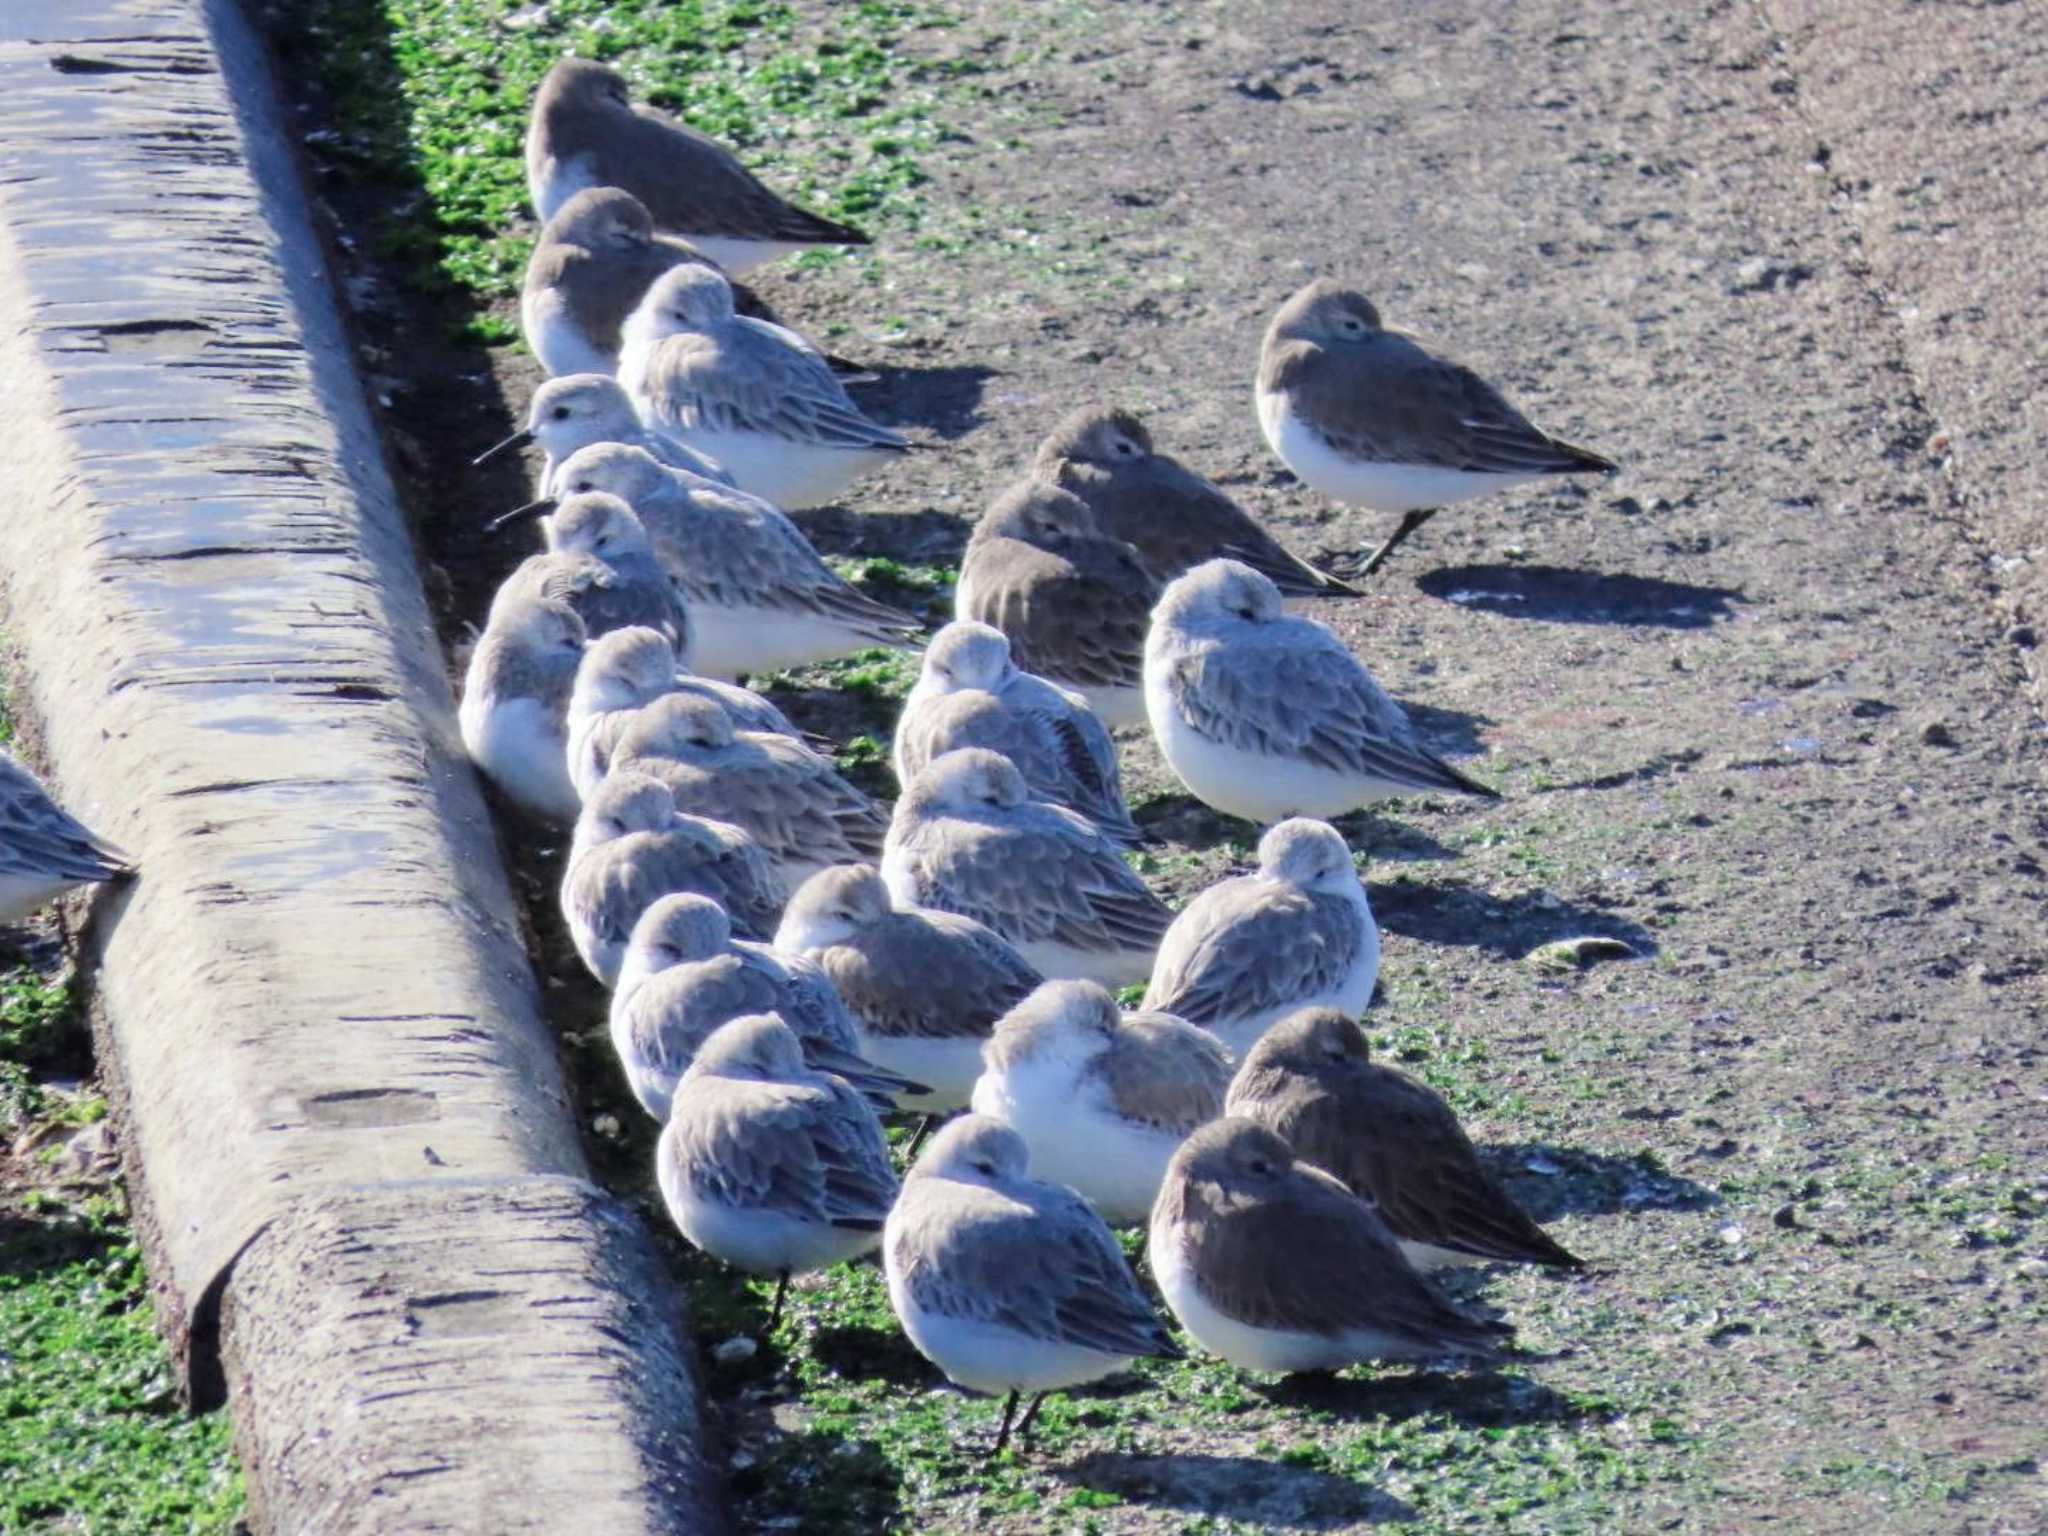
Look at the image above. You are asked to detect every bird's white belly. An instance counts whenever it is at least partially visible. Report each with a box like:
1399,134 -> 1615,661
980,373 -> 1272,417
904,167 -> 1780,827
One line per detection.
1151,1231 -> 1361,1372
859,1032 -> 985,1113
667,234 -> 808,278
664,1182 -> 877,1275
1258,392 -> 1536,512
523,288 -> 616,378
1013,936 -> 1155,990
0,870 -> 80,925
1145,680 -> 1393,822
1074,684 -> 1146,731
661,425 -> 890,511
972,1066 -> 1178,1226
461,694 -> 578,823
686,599 -> 886,679
888,1288 -> 1133,1395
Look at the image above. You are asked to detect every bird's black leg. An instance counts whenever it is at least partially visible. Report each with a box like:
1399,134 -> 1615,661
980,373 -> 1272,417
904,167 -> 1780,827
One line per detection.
1357,507 -> 1440,577
767,1269 -> 791,1331
987,1389 -> 1021,1458
903,1113 -> 940,1161
1014,1390 -> 1050,1447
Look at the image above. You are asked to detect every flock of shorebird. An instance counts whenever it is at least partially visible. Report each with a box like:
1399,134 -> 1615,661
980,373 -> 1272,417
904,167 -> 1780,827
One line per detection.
0,54 -> 1617,1456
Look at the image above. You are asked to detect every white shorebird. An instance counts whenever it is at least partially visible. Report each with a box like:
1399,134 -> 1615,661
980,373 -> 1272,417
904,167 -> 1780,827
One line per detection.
562,770 -> 786,983
459,594 -> 587,823
485,549 -> 617,636
1144,559 -> 1499,823
619,266 -> 909,509
658,1014 -> 898,1329
885,1115 -> 1182,1455
1141,818 -> 1378,1060
954,481 -> 1155,729
611,892 -> 918,1118
1257,278 -> 1616,577
608,692 -> 887,886
1148,1118 -> 1510,1374
1227,1008 -> 1583,1270
526,57 -> 870,274
0,751 -> 131,924
566,626 -> 811,802
489,490 -> 694,653
550,441 -> 921,678
774,863 -> 1043,1118
894,622 -> 1142,847
882,749 -> 1173,987
971,979 -> 1229,1225
472,373 -> 730,495
1034,406 -> 1359,598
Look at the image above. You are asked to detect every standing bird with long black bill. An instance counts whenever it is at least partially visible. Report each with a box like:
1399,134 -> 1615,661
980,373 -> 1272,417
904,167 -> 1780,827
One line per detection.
473,373 -> 731,495
527,57 -> 869,274
1257,279 -> 1616,578
1227,1007 -> 1583,1271
0,752 -> 131,924
1034,406 -> 1360,599
884,1115 -> 1182,1456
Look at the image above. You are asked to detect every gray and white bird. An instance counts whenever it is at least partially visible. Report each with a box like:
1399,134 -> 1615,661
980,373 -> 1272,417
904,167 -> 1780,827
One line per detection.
611,892 -> 916,1118
1144,560 -> 1497,824
954,481 -> 1157,729
885,1115 -> 1182,1456
658,1013 -> 898,1330
0,751 -> 131,924
551,441 -> 921,678
971,980 -> 1230,1226
473,373 -> 730,495
774,863 -> 1044,1114
619,265 -> 909,509
562,770 -> 786,983
608,692 -> 887,887
459,594 -> 587,823
1141,818 -> 1378,1061
1257,279 -> 1616,577
1034,406 -> 1359,598
882,749 -> 1173,988
526,58 -> 869,274
1227,1008 -> 1583,1271
566,626 -> 810,802
894,622 -> 1142,847
1149,1118 -> 1509,1374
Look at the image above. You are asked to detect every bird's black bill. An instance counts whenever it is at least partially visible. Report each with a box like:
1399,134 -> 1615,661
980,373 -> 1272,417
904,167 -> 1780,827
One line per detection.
470,427 -> 534,467
487,497 -> 557,535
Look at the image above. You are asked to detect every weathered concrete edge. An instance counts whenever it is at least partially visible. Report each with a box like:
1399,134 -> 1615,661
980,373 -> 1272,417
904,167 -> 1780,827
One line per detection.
0,0 -> 721,1528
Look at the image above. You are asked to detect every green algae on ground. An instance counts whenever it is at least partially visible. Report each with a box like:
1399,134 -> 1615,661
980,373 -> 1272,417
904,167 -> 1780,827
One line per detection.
303,0 -> 965,307
0,682 -> 243,1531
0,1203 -> 245,1534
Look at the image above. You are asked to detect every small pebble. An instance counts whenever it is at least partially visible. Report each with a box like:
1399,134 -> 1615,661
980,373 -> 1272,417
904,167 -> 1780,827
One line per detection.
712,1335 -> 759,1363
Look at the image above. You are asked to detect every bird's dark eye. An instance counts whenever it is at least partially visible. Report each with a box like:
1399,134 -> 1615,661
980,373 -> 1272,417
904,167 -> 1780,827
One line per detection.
551,406 -> 570,420
1235,604 -> 1258,621
972,1159 -> 997,1176
1247,1156 -> 1273,1176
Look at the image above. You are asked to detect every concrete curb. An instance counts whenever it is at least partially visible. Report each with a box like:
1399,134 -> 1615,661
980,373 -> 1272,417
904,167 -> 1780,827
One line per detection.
0,2 -> 721,1529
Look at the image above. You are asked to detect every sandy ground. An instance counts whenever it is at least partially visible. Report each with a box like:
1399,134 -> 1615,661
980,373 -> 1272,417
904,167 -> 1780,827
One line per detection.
277,0 -> 2045,1529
